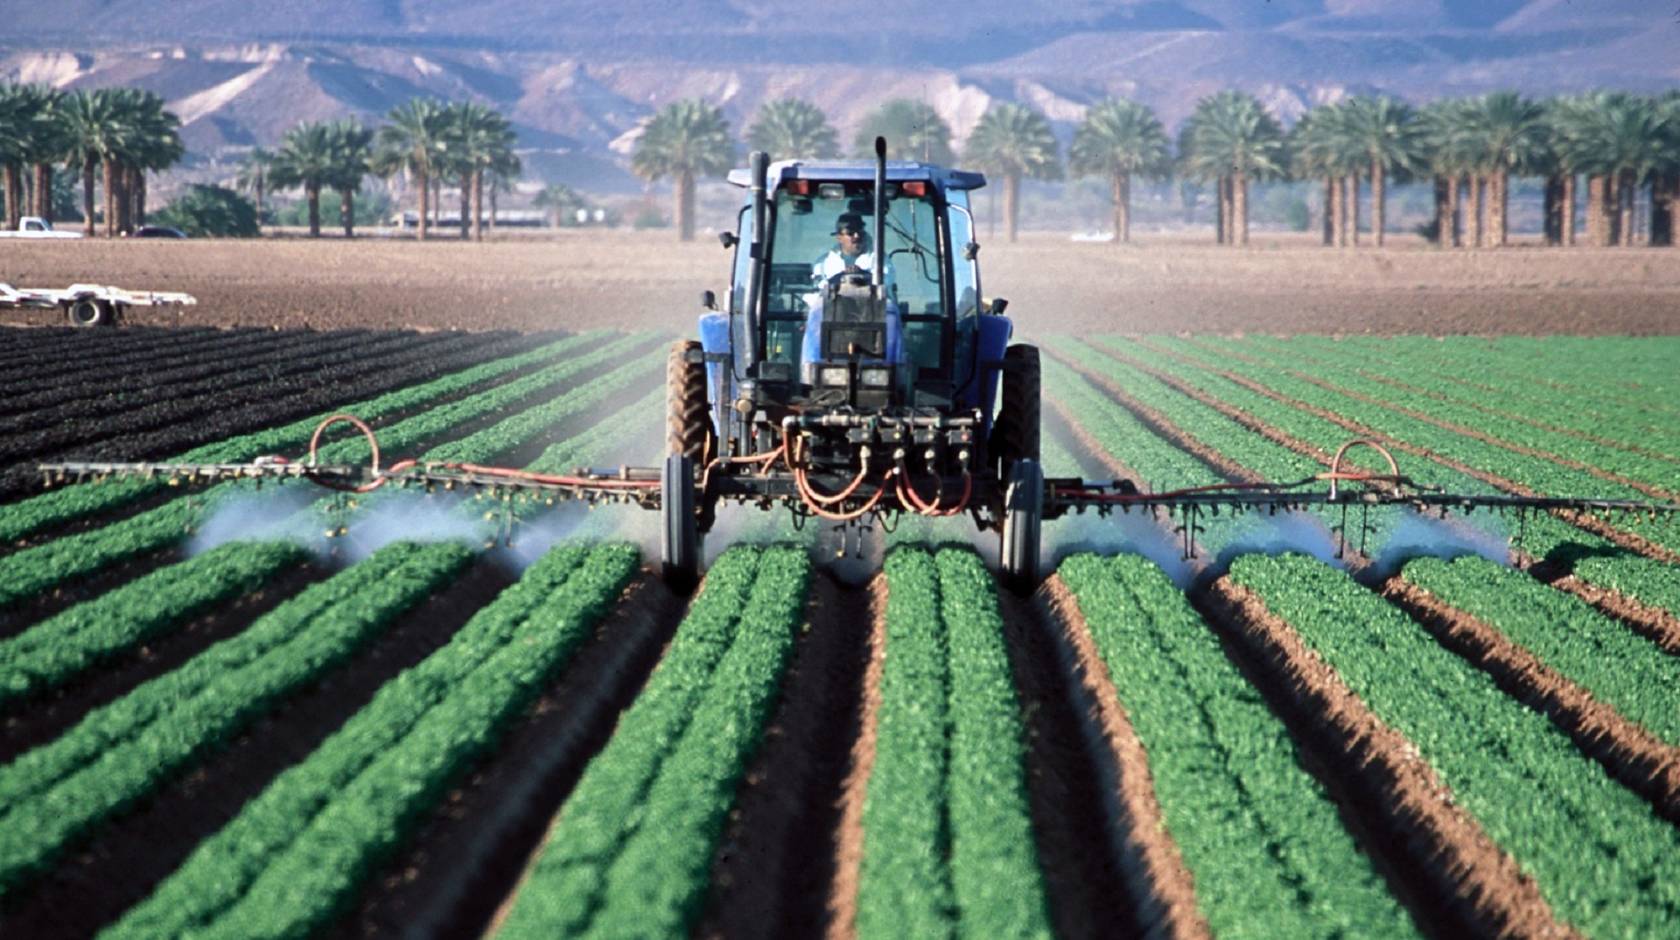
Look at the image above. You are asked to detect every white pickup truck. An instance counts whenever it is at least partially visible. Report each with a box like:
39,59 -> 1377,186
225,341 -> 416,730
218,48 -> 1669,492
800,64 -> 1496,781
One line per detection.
0,217 -> 84,239
0,283 -> 197,326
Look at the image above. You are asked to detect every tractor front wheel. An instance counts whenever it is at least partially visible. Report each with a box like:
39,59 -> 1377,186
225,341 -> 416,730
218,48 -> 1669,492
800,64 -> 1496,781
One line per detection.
662,453 -> 700,592
1000,457 -> 1043,594
667,340 -> 713,461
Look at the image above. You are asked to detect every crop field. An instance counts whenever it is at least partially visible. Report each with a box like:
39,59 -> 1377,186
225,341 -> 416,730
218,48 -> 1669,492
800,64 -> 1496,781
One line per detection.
2,326 -> 1679,938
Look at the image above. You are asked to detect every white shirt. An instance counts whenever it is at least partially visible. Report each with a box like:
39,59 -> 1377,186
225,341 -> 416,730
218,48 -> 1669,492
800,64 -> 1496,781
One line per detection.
811,250 -> 895,291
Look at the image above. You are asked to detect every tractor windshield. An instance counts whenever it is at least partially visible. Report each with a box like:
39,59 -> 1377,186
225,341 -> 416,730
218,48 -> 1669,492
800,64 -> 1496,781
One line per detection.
758,183 -> 950,378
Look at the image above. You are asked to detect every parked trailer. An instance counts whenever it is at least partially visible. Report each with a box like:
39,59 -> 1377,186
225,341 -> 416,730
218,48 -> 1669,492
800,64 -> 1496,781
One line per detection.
0,282 -> 198,327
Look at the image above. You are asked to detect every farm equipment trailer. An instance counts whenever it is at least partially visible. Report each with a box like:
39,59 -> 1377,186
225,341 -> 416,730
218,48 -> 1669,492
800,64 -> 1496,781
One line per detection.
1,282 -> 197,327
35,140 -> 1680,590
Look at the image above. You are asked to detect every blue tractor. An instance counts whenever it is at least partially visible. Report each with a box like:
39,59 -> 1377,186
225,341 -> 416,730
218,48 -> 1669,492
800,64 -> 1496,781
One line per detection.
661,139 -> 1045,590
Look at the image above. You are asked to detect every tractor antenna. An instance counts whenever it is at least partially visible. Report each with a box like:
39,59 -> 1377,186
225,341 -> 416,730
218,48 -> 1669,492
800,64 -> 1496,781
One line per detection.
872,136 -> 886,294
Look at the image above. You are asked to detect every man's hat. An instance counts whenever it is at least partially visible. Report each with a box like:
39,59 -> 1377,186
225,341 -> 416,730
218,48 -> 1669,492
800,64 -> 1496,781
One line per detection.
832,213 -> 865,235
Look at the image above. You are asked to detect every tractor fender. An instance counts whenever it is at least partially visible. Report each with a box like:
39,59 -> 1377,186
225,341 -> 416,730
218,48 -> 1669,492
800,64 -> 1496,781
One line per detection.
969,313 -> 1013,430
697,311 -> 731,441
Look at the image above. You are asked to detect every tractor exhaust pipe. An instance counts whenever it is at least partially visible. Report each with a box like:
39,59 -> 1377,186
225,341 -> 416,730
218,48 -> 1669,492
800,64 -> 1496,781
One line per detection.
872,136 -> 886,294
740,150 -> 770,379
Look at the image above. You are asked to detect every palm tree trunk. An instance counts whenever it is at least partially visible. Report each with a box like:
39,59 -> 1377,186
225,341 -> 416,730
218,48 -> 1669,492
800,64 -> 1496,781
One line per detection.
416,168 -> 429,241
1431,176 -> 1449,246
1215,177 -> 1226,245
1654,173 -> 1678,248
1496,170 -> 1510,247
255,174 -> 266,235
1346,174 -> 1359,247
1235,173 -> 1249,246
32,164 -> 51,222
341,187 -> 355,238
1446,176 -> 1462,247
1586,175 -> 1603,246
2,165 -> 18,230
1618,171 -> 1636,247
102,159 -> 117,237
307,184 -> 321,237
117,165 -> 134,235
1542,176 -> 1562,245
676,168 -> 695,242
459,173 -> 471,240
133,168 -> 148,228
471,169 -> 484,242
1470,176 -> 1484,248
81,163 -> 96,237
1372,161 -> 1386,247
1552,172 -> 1565,246
489,183 -> 498,231
1111,172 -> 1128,244
432,177 -> 442,228
1605,173 -> 1622,246
1322,177 -> 1335,246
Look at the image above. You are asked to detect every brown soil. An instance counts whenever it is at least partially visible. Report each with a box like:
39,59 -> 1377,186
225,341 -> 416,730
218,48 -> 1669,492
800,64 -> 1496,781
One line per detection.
6,234 -> 1680,334
1550,575 -> 1680,655
695,570 -> 872,940
825,573 -> 889,940
1384,578 -> 1680,823
1007,581 -> 1160,938
1038,575 -> 1209,940
331,569 -> 685,940
1199,576 -> 1577,939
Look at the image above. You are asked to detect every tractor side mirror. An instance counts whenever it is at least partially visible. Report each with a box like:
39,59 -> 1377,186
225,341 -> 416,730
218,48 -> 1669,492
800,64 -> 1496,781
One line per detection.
963,241 -> 980,261
700,289 -> 718,311
989,297 -> 1009,315
718,231 -> 738,249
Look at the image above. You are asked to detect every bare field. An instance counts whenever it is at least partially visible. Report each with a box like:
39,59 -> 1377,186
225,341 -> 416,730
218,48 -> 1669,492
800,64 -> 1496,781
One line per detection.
4,230 -> 1679,334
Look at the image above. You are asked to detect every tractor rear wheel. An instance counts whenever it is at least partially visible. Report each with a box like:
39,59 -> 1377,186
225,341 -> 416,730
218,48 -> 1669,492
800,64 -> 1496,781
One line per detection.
667,340 -> 713,461
1000,457 -> 1043,594
989,344 -> 1040,481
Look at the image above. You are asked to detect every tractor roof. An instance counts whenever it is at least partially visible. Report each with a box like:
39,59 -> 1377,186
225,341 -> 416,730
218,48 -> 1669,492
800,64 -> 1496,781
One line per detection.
726,159 -> 987,192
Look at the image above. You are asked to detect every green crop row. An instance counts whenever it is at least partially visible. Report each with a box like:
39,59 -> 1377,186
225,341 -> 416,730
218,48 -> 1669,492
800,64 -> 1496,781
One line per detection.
495,545 -> 776,937
1265,336 -> 1680,459
1142,336 -> 1680,619
1228,553 -> 1680,936
1401,555 -> 1680,746
581,545 -> 810,937
1060,552 -> 1415,938
1234,336 -> 1680,495
0,334 -> 648,611
857,547 -> 1052,940
105,542 -> 638,940
0,540 -> 307,708
0,540 -> 473,898
0,333 -> 602,544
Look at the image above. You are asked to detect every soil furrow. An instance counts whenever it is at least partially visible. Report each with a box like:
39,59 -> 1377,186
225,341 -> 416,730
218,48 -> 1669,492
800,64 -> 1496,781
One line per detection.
1548,575 -> 1680,655
1198,576 -> 1577,940
1036,575 -> 1207,940
998,585 -> 1140,940
1383,577 -> 1680,823
329,568 -> 684,940
695,568 -> 871,940
825,572 -> 888,940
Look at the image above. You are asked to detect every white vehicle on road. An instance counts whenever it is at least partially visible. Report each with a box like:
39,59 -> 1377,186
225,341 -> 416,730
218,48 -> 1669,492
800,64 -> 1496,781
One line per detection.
0,217 -> 84,239
0,282 -> 197,326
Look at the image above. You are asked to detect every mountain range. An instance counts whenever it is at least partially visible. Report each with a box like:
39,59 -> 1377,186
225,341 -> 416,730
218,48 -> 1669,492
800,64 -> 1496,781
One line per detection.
2,1 -> 1675,191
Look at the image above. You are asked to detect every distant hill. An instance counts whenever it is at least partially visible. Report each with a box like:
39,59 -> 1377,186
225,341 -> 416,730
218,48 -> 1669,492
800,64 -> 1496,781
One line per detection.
2,0 -> 1674,190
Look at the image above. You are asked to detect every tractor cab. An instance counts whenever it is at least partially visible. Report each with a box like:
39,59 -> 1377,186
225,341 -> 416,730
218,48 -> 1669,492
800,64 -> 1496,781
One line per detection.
663,139 -> 1041,592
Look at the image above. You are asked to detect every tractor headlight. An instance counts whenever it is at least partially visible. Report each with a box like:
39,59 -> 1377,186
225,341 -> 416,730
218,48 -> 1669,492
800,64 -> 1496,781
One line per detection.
818,366 -> 850,388
859,366 -> 893,388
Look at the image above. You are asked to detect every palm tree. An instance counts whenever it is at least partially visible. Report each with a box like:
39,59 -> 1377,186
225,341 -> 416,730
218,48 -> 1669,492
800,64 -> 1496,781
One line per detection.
326,119 -> 372,237
448,102 -> 517,241
853,99 -> 955,165
1181,90 -> 1286,246
631,99 -> 734,242
747,98 -> 839,161
534,182 -> 586,227
1068,98 -> 1171,244
1337,96 -> 1423,247
1654,92 -> 1680,247
0,86 -> 28,230
58,89 -> 121,236
965,103 -> 1060,243
1291,103 -> 1362,246
1417,99 -> 1479,248
119,90 -> 183,231
235,147 -> 275,232
486,150 -> 521,230
269,121 -> 338,236
375,98 -> 449,240
1458,92 -> 1548,247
